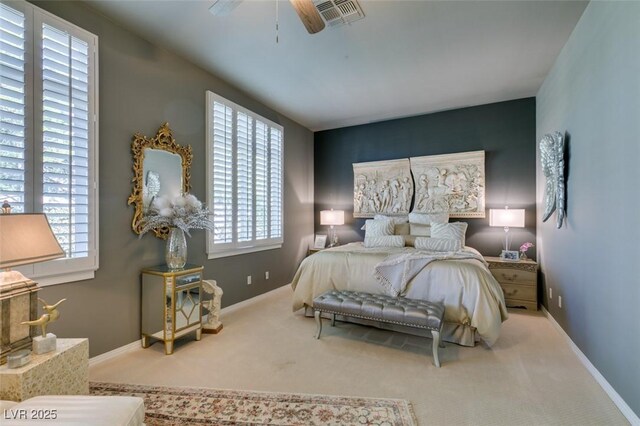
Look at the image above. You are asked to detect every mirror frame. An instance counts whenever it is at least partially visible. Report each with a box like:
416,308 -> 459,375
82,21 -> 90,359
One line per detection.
128,123 -> 193,239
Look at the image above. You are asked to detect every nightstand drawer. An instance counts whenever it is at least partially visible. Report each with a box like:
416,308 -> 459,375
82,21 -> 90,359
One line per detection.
490,268 -> 536,285
500,283 -> 536,301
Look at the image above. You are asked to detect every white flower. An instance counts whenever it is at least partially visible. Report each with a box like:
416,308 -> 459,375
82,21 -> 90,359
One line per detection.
173,195 -> 187,207
152,195 -> 171,210
159,208 -> 174,217
185,194 -> 201,209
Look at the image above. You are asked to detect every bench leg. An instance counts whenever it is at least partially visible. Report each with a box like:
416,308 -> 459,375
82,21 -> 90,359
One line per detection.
314,310 -> 322,339
331,313 -> 336,327
431,330 -> 441,368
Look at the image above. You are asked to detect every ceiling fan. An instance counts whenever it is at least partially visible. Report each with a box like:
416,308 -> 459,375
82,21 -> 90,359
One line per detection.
209,0 -> 365,35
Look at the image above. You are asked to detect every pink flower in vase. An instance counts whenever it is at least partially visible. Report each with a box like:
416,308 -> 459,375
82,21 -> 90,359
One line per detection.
520,242 -> 534,254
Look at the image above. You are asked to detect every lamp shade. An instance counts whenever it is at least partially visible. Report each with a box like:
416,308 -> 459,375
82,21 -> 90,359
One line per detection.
320,210 -> 345,226
0,214 -> 65,269
489,208 -> 525,228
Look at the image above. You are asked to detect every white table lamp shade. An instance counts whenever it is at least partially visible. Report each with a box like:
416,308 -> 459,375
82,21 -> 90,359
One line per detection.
0,213 -> 65,269
320,210 -> 345,226
489,209 -> 525,228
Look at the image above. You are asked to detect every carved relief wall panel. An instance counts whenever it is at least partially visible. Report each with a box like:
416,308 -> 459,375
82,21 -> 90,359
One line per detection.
353,159 -> 413,218
410,150 -> 485,218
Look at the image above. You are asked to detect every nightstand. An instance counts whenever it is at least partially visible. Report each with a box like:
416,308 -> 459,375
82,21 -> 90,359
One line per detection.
485,256 -> 538,310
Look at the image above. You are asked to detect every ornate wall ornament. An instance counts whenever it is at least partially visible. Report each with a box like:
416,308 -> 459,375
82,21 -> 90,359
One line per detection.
540,131 -> 565,229
353,159 -> 413,218
128,123 -> 193,239
410,150 -> 485,218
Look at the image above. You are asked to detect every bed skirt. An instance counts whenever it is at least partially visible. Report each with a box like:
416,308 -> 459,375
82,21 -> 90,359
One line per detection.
303,305 -> 477,347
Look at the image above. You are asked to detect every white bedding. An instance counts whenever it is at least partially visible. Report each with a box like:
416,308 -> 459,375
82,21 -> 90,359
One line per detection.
291,242 -> 508,346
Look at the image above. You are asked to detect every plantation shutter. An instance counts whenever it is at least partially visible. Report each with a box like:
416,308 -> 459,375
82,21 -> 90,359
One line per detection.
0,3 -> 29,213
0,2 -> 98,285
40,23 -> 91,259
211,100 -> 233,244
269,127 -> 282,239
206,91 -> 284,258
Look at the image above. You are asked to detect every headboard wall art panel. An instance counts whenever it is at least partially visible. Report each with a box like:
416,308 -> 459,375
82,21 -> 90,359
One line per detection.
410,150 -> 485,218
353,159 -> 413,218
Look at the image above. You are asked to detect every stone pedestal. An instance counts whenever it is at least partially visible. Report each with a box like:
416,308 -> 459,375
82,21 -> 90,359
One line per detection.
0,338 -> 89,402
32,333 -> 56,354
202,280 -> 223,334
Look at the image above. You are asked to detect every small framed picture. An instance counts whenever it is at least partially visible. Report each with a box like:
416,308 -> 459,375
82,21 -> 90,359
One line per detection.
501,250 -> 520,261
313,234 -> 327,249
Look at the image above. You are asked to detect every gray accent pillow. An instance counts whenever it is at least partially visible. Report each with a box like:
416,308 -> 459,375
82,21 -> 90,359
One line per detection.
431,222 -> 468,247
414,237 -> 462,252
364,235 -> 405,248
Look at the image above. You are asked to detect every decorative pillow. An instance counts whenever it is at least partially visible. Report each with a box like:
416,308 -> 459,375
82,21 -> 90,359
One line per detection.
414,237 -> 462,252
364,219 -> 394,237
430,222 -> 468,247
409,223 -> 430,237
364,235 -> 405,248
361,215 -> 408,231
408,211 -> 449,225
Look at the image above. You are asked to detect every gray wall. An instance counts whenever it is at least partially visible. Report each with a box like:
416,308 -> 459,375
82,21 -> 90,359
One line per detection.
536,2 -> 639,417
314,98 -> 537,258
31,1 -> 314,357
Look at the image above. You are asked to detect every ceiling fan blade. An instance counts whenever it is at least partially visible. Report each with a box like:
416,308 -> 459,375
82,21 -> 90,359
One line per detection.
289,0 -> 325,34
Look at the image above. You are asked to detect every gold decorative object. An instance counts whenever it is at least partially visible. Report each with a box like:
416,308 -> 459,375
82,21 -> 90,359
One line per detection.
21,298 -> 66,337
128,123 -> 193,239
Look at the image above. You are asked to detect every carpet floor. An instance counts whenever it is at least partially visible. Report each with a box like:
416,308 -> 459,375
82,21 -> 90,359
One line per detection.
90,286 -> 628,425
90,382 -> 416,425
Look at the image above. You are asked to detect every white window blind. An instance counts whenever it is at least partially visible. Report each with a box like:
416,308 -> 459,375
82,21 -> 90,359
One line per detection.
206,91 -> 284,258
0,1 -> 98,286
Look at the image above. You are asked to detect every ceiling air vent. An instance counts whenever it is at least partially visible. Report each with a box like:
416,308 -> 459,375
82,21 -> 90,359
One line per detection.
313,0 -> 365,27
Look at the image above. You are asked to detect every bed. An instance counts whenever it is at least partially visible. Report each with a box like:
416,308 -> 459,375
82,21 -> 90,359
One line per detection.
291,242 -> 508,347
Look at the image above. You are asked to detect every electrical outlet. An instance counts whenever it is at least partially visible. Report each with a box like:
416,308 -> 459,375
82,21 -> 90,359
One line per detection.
247,275 -> 252,285
265,271 -> 269,280
558,295 -> 562,308
549,288 -> 553,300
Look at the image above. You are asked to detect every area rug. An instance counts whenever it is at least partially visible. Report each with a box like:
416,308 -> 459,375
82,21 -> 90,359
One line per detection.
90,382 -> 416,425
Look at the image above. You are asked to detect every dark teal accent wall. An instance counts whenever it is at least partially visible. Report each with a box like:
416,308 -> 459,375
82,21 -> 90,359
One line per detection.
314,98 -> 536,258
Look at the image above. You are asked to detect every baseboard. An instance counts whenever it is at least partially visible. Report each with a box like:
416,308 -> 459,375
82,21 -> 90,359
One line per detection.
89,339 -> 141,367
219,284 -> 290,315
89,285 -> 290,367
542,306 -> 639,425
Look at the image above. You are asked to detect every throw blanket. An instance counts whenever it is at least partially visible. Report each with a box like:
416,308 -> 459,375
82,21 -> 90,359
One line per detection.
375,251 -> 487,297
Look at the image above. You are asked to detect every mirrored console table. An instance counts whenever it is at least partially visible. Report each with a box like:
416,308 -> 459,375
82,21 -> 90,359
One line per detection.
141,264 -> 203,354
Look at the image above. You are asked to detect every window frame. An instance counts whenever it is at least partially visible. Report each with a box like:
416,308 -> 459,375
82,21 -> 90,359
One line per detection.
3,0 -> 99,286
205,91 -> 283,259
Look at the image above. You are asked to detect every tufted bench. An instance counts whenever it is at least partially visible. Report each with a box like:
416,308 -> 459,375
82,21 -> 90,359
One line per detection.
313,290 -> 446,367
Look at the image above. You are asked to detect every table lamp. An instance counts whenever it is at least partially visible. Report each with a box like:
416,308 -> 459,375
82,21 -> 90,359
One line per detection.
489,207 -> 525,259
320,209 -> 344,248
0,209 -> 65,363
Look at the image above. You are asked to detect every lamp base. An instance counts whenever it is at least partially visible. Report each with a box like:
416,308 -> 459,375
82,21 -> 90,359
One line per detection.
0,271 -> 40,364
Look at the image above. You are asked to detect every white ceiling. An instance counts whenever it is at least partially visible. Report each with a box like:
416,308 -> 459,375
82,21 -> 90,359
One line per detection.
86,0 -> 587,131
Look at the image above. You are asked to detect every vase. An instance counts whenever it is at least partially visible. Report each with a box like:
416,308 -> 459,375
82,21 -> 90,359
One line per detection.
166,227 -> 187,269
520,252 -> 528,260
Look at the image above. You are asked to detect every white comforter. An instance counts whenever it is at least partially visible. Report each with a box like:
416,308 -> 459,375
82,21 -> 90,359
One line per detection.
291,242 -> 508,346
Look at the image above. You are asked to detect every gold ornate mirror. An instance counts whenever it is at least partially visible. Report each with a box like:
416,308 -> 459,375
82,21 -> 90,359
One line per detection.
128,123 -> 192,239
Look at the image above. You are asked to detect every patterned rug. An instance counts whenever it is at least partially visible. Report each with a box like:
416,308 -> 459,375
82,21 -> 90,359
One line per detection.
90,382 -> 417,426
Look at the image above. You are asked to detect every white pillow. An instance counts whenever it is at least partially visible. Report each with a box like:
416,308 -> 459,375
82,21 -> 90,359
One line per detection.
408,212 -> 449,225
409,223 -> 430,237
364,219 -> 394,237
364,235 -> 405,248
431,222 -> 468,247
414,237 -> 462,252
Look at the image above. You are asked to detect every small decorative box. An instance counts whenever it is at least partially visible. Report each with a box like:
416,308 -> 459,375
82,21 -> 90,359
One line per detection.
7,349 -> 31,368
